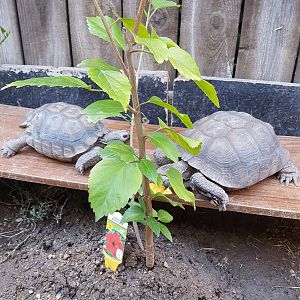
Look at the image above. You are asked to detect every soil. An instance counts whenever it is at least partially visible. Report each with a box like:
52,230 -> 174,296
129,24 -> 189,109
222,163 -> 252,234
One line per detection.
0,179 -> 300,300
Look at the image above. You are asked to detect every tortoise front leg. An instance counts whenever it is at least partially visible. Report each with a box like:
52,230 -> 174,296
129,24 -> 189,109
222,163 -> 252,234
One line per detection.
190,172 -> 230,211
1,134 -> 29,157
75,147 -> 102,174
277,161 -> 299,186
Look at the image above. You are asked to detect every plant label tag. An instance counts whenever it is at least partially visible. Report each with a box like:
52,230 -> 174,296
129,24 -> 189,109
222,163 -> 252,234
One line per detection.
103,212 -> 128,272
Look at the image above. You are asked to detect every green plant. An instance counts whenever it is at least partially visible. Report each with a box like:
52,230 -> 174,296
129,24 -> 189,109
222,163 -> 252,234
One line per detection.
2,0 -> 219,268
0,26 -> 9,46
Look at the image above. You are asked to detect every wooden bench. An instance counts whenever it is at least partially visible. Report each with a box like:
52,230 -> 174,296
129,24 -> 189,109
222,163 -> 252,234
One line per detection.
1,104 -> 300,219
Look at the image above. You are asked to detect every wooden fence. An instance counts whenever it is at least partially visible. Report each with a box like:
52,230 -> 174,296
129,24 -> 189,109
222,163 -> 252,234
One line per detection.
0,0 -> 300,83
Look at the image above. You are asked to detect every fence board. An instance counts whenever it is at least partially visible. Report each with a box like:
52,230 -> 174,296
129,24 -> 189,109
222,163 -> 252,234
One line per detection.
235,0 -> 300,82
16,0 -> 71,67
68,0 -> 122,67
122,0 -> 179,82
180,0 -> 242,78
293,57 -> 300,83
0,0 -> 23,64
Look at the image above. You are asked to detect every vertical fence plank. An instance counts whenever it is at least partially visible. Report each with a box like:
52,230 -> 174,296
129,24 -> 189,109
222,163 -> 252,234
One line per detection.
235,0 -> 300,82
0,0 -> 23,64
180,0 -> 242,78
68,0 -> 122,67
123,0 -> 179,82
16,0 -> 71,67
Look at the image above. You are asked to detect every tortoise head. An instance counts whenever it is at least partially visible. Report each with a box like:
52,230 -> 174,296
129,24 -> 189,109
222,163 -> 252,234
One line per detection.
99,130 -> 130,144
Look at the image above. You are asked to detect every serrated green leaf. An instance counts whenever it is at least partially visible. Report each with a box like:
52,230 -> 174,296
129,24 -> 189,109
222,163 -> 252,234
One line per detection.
78,59 -> 120,71
159,222 -> 172,242
82,100 -> 124,122
149,96 -> 192,128
150,25 -> 159,39
158,119 -> 201,155
160,37 -> 179,48
1,76 -> 91,91
87,16 -> 125,50
146,216 -> 160,236
152,209 -> 158,218
0,26 -> 9,46
121,205 -> 145,224
138,196 -> 146,212
99,143 -> 138,162
194,79 -> 220,108
148,131 -> 179,163
157,209 -> 173,223
138,159 -> 160,184
121,18 -> 150,38
135,36 -> 169,64
151,0 -> 180,9
166,167 -> 195,207
89,158 -> 142,221
87,67 -> 131,110
153,192 -> 185,209
168,47 -> 201,81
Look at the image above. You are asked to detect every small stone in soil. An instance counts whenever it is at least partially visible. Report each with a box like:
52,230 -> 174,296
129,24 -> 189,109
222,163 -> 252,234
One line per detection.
42,240 -> 53,250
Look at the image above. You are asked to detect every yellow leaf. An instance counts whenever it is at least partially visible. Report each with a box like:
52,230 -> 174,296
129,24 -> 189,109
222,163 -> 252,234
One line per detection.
149,183 -> 172,195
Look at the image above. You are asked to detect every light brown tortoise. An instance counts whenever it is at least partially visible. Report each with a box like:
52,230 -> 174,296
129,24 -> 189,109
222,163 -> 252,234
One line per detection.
1,102 -> 130,173
154,111 -> 299,210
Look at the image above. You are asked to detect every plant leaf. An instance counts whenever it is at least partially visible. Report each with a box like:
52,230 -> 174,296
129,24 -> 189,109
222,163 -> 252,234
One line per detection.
82,100 -> 124,122
153,192 -> 185,209
0,26 -> 9,46
89,158 -> 142,221
146,216 -> 160,236
157,209 -> 173,223
159,222 -> 173,242
168,47 -> 202,81
121,18 -> 150,38
135,36 -> 169,64
148,131 -> 179,163
86,16 -> 125,50
151,0 -> 180,9
121,205 -> 145,224
1,76 -> 91,91
138,159 -> 160,184
158,119 -> 201,155
166,167 -> 195,207
87,67 -> 131,110
149,96 -> 192,128
160,37 -> 179,48
194,79 -> 220,108
99,143 -> 138,162
78,59 -> 120,71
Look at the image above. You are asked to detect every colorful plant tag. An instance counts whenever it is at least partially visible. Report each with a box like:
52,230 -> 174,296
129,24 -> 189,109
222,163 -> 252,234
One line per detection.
103,212 -> 128,271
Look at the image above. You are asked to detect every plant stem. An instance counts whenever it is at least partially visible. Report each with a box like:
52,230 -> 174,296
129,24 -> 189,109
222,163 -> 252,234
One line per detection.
92,0 -> 129,78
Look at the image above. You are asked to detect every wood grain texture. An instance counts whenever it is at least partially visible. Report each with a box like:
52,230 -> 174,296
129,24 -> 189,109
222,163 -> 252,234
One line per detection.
180,0 -> 242,78
0,104 -> 300,219
235,0 -> 300,82
68,0 -> 122,67
0,0 -> 23,64
16,0 -> 71,67
122,0 -> 179,82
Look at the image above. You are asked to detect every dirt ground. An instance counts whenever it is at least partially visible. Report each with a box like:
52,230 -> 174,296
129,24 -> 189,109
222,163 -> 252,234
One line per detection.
0,179 -> 300,300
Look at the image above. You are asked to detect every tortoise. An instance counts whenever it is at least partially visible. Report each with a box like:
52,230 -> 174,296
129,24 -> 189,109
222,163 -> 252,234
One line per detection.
154,111 -> 299,210
1,102 -> 130,173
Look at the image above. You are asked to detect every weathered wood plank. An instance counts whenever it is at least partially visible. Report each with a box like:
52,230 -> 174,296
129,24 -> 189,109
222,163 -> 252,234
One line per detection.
172,76 -> 300,136
235,0 -> 300,82
122,0 -> 179,82
68,0 -> 122,67
16,0 -> 71,67
0,104 -> 300,219
180,0 -> 242,78
0,0 -> 23,64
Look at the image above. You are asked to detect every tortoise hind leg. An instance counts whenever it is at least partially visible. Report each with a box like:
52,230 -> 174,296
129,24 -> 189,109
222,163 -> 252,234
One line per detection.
278,161 -> 299,186
75,147 -> 101,174
189,172 -> 230,211
1,134 -> 29,157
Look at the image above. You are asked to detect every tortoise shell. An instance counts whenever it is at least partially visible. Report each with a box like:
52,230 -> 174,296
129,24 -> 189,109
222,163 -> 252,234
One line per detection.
180,111 -> 289,189
25,102 -> 109,161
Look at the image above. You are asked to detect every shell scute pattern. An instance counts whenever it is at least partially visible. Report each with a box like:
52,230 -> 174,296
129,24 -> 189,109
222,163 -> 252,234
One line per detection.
181,111 -> 289,189
26,102 -> 106,160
